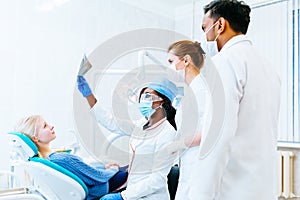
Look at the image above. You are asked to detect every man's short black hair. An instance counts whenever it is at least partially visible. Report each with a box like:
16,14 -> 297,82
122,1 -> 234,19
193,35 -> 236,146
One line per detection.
204,0 -> 251,34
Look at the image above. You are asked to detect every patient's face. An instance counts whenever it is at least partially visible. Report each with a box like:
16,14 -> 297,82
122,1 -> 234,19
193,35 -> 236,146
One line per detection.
36,118 -> 56,144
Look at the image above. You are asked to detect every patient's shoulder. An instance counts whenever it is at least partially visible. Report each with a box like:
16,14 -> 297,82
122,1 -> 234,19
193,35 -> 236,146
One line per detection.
48,152 -> 82,163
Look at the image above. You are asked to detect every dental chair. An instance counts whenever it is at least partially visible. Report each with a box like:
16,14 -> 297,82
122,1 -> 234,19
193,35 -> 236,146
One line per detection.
5,132 -> 88,200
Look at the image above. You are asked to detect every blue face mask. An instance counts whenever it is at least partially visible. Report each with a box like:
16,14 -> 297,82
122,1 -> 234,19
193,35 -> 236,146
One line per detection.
139,101 -> 155,118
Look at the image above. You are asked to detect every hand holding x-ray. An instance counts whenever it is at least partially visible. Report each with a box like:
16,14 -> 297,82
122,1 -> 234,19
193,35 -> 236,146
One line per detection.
77,54 -> 92,76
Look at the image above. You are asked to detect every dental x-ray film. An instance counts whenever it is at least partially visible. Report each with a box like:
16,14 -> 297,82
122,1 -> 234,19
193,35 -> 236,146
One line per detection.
78,54 -> 92,76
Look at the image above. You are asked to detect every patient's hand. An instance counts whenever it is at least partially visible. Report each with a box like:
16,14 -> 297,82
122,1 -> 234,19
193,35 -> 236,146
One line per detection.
105,163 -> 120,170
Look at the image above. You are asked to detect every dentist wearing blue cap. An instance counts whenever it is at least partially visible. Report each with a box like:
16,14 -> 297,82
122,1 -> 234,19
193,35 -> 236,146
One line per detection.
77,75 -> 178,200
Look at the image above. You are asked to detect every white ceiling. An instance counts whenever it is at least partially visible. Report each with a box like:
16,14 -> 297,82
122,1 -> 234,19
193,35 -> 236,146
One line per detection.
119,0 -> 197,18
120,0 -> 271,16
120,0 -> 196,10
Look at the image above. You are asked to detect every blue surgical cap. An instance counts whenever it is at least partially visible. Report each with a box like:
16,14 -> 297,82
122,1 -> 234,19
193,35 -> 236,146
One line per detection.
147,78 -> 178,102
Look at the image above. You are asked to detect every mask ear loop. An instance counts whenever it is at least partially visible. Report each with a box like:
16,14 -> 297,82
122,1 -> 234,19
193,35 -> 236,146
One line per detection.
214,32 -> 220,41
151,99 -> 164,113
154,103 -> 167,119
214,17 -> 225,41
146,102 -> 163,120
205,20 -> 220,34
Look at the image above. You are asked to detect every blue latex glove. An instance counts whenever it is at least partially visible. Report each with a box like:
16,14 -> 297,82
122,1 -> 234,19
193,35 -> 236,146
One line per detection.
77,76 -> 92,97
100,192 -> 123,200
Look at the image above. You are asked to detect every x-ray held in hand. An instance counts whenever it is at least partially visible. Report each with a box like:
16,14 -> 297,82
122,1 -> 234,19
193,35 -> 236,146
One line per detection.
78,54 -> 92,76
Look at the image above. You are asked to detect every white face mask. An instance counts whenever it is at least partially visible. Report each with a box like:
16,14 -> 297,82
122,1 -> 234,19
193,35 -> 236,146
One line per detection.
201,21 -> 220,57
169,62 -> 185,81
202,39 -> 218,57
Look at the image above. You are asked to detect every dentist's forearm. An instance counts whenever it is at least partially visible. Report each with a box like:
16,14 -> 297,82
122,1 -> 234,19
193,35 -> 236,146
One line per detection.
86,94 -> 97,108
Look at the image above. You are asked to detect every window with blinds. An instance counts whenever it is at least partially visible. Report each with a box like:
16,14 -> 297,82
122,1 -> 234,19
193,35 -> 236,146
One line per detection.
248,0 -> 299,145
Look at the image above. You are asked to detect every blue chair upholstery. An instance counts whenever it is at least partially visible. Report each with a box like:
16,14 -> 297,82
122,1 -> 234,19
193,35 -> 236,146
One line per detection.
7,132 -> 88,200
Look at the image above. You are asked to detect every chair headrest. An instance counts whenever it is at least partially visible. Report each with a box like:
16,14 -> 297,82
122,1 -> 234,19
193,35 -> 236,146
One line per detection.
7,132 -> 38,159
7,132 -> 89,198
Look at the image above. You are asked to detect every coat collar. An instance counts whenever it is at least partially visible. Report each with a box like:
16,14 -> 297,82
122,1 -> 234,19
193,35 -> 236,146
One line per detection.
220,35 -> 252,52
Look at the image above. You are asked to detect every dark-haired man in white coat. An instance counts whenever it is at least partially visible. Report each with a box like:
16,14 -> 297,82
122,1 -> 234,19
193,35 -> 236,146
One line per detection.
193,0 -> 281,199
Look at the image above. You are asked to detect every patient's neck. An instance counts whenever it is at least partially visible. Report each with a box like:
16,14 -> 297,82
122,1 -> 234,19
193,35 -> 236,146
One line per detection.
37,143 -> 52,158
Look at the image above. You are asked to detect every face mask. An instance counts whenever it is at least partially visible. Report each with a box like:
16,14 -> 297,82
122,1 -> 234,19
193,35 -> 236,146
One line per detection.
169,62 -> 176,71
202,40 -> 218,57
177,69 -> 185,79
201,21 -> 220,57
169,62 -> 185,81
139,100 -> 155,118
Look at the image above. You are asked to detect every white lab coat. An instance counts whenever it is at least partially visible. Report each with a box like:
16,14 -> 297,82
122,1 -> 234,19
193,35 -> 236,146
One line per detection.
192,35 -> 281,200
91,103 -> 176,200
174,74 -> 212,200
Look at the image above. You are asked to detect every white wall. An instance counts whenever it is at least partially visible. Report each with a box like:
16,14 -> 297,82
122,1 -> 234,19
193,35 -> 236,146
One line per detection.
0,0 -> 174,170
174,1 -> 203,41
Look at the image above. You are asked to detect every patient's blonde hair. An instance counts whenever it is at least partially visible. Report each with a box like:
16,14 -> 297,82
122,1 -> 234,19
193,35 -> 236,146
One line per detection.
14,115 -> 43,157
14,115 -> 42,138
